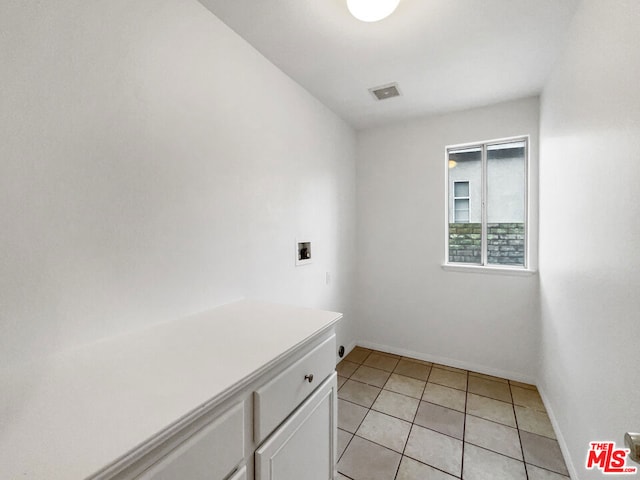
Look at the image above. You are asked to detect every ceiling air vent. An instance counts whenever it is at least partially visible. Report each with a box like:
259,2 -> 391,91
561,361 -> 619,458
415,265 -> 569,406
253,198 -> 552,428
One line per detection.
369,82 -> 401,101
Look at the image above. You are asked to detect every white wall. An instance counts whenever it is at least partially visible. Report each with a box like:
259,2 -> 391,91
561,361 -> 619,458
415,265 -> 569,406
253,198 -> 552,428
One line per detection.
539,1 -> 640,478
355,97 -> 540,380
0,0 -> 357,368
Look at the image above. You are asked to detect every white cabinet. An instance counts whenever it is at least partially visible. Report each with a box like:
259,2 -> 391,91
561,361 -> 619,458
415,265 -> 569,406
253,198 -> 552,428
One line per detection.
136,402 -> 244,480
2,302 -> 346,480
255,374 -> 337,480
115,334 -> 338,480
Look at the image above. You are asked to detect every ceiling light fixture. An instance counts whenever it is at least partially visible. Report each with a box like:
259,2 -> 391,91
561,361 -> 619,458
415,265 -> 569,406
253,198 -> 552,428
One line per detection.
347,0 -> 400,22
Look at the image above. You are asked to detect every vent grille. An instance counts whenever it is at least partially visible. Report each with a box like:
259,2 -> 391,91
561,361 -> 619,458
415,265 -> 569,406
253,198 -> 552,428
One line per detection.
369,83 -> 401,100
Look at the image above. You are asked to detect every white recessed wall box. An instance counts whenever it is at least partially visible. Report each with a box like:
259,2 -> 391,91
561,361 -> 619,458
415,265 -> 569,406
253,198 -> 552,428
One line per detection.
295,240 -> 312,266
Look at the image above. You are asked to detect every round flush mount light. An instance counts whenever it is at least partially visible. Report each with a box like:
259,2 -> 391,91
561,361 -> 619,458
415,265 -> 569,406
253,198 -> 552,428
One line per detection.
347,0 -> 401,22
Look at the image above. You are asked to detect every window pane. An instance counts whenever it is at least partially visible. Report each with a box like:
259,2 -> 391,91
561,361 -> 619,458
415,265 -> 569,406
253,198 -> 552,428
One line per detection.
454,199 -> 469,223
487,141 -> 526,266
448,148 -> 481,264
454,181 -> 469,198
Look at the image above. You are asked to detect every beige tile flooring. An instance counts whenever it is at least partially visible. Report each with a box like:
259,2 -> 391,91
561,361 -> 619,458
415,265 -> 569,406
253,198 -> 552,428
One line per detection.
336,347 -> 570,480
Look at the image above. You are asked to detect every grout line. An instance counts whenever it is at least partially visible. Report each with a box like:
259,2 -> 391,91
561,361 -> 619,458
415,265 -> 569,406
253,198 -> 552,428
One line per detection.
401,422 -> 466,449
336,471 -> 355,480
465,438 -> 531,462
461,370 -> 469,478
510,381 -> 530,480
392,371 -> 427,480
402,452 -> 463,478
338,396 -> 375,411
463,441 -> 529,468
351,432 -> 406,458
467,390 -> 516,406
336,429 -> 353,464
369,405 -> 417,425
337,367 -> 389,476
524,462 -> 571,478
508,379 -> 537,391
419,398 -> 465,414
465,412 -> 519,429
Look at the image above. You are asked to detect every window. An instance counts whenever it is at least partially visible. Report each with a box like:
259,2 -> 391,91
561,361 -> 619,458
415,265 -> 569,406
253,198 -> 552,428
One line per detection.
446,137 -> 528,269
453,181 -> 470,223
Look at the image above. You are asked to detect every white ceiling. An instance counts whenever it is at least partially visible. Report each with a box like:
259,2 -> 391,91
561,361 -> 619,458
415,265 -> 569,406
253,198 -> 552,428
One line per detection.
198,0 -> 580,130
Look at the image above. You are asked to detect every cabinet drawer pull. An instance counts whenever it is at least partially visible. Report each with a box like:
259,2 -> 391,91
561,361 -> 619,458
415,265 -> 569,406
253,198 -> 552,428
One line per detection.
304,374 -> 314,383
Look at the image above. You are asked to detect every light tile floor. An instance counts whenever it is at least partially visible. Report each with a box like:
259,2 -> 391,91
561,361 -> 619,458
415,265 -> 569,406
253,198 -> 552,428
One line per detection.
336,347 -> 570,480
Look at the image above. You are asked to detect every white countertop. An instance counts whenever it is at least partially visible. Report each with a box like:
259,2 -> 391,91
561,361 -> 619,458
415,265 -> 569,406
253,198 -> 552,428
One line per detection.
0,300 -> 342,479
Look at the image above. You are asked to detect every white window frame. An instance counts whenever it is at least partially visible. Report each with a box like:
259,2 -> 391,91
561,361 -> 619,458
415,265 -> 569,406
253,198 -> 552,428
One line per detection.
443,135 -> 535,276
453,181 -> 470,223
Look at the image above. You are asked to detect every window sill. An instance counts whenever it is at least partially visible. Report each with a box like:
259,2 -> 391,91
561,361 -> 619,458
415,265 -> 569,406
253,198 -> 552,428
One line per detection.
441,264 -> 537,277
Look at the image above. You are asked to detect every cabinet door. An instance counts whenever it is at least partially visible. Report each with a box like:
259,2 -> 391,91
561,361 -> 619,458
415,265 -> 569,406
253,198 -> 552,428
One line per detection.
255,373 -> 337,480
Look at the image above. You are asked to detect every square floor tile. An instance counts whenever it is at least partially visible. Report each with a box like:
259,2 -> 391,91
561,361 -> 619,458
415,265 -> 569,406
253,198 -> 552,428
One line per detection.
337,360 -> 359,378
464,414 -> 523,460
422,383 -> 466,412
384,373 -> 426,398
337,474 -> 350,480
520,431 -> 569,476
337,435 -> 401,480
414,401 -> 464,439
345,347 -> 372,364
511,385 -> 545,411
469,371 -> 509,384
337,428 -> 353,460
526,463 -> 570,479
515,405 -> 556,439
338,379 -> 381,408
371,389 -> 420,422
356,410 -> 412,453
466,393 -> 516,427
404,425 -> 463,477
468,375 -> 512,403
351,365 -> 392,388
463,443 -> 527,480
393,359 -> 431,380
338,376 -> 348,389
396,456 -> 457,480
363,353 -> 400,372
338,399 -> 369,433
428,368 -> 467,391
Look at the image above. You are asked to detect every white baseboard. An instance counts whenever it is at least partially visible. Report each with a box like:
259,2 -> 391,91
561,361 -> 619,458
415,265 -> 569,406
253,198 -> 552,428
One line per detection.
353,340 -> 537,386
537,384 -> 579,480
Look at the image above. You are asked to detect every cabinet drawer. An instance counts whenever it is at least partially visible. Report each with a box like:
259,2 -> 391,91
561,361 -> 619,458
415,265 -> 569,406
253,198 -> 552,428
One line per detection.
137,402 -> 244,480
254,334 -> 336,443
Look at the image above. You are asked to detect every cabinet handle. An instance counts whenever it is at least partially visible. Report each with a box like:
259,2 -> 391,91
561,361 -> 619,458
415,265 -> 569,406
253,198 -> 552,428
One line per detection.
304,374 -> 314,383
